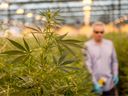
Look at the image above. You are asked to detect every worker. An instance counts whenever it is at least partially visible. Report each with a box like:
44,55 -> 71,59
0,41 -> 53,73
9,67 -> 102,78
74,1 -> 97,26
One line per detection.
83,22 -> 119,96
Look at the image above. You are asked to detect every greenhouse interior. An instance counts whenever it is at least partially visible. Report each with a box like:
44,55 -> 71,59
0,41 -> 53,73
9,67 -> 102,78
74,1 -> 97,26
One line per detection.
0,0 -> 128,96
0,0 -> 128,37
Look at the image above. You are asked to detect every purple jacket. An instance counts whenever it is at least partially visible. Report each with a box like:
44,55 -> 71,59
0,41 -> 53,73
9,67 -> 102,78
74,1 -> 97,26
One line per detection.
83,39 -> 118,91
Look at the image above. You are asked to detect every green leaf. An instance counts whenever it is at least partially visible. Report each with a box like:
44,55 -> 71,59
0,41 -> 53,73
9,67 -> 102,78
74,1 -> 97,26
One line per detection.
61,43 -> 76,56
31,33 -> 41,47
60,59 -> 76,65
64,42 -> 83,48
7,39 -> 26,51
22,55 -> 30,64
35,25 -> 43,33
53,56 -> 57,65
58,52 -> 67,64
53,9 -> 60,17
56,66 -> 69,73
1,50 -> 25,55
25,26 -> 40,33
56,43 -> 64,54
59,67 -> 70,73
23,38 -> 30,52
18,76 -> 29,82
55,18 -> 64,22
63,66 -> 80,70
61,39 -> 82,43
11,55 -> 27,64
58,33 -> 68,40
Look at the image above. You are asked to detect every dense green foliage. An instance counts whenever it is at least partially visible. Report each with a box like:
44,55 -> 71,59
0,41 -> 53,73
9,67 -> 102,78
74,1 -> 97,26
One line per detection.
105,33 -> 128,96
0,10 -> 95,96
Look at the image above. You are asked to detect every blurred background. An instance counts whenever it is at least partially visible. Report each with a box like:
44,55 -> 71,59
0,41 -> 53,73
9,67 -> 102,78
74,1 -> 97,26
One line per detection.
0,0 -> 128,37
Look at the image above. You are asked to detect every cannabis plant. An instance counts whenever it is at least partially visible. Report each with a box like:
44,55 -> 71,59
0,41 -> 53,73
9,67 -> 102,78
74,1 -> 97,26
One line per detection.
0,9 -> 94,96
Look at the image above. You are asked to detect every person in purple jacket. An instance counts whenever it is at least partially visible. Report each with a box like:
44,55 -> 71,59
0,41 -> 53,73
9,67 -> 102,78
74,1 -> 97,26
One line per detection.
83,22 -> 119,96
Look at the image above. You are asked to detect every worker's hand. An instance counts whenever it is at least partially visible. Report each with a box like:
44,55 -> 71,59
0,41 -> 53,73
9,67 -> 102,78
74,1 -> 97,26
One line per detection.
113,76 -> 119,85
93,83 -> 102,94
